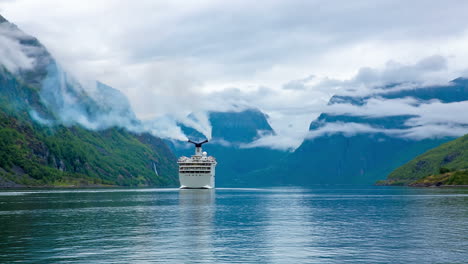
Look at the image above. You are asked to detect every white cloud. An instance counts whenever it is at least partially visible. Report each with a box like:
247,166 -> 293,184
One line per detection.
307,122 -> 392,139
306,121 -> 468,140
0,22 -> 35,72
3,0 -> 468,92
325,97 -> 468,124
142,116 -> 188,141
241,134 -> 302,151
406,101 -> 468,126
309,98 -> 468,140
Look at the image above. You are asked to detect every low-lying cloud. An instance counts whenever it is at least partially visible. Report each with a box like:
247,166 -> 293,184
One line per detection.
306,121 -> 468,140
305,96 -> 468,141
0,22 -> 35,72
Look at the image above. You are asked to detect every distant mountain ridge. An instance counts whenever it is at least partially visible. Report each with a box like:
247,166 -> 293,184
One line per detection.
210,109 -> 275,143
250,79 -> 468,185
177,108 -> 274,144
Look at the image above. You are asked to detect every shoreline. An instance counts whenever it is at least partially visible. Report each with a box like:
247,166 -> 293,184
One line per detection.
2,184 -> 468,190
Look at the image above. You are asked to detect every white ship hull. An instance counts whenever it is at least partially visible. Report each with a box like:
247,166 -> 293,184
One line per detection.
179,172 -> 215,189
178,140 -> 217,189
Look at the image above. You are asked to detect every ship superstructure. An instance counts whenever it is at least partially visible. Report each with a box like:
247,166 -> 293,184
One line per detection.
178,139 -> 217,189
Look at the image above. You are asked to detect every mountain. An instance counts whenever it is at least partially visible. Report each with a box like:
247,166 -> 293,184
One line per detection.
168,109 -> 287,187
209,109 -> 275,143
381,134 -> 468,186
0,15 -> 178,187
251,79 -> 468,185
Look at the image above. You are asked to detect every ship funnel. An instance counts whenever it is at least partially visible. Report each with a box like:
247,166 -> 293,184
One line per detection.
188,139 -> 208,156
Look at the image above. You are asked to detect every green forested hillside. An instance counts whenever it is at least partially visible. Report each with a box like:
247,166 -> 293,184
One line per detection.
381,134 -> 468,185
0,64 -> 178,187
0,75 -> 178,187
0,114 -> 178,187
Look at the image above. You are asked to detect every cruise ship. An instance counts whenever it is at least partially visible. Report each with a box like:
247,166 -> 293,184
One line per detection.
178,139 -> 217,189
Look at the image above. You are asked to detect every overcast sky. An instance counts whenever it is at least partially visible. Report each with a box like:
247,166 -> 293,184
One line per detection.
1,0 -> 468,149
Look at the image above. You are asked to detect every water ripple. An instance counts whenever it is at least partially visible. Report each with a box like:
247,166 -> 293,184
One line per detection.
0,187 -> 467,263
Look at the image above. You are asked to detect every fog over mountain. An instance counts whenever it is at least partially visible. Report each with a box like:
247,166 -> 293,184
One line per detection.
1,1 -> 468,150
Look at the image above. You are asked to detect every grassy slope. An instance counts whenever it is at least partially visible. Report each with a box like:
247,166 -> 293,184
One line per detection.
380,134 -> 468,185
408,170 -> 468,187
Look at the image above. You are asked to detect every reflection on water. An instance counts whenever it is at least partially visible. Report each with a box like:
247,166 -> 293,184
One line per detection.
0,187 -> 467,263
178,190 -> 215,262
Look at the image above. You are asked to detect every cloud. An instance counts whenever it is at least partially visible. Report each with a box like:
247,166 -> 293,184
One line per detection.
302,55 -> 454,98
3,0 -> 468,93
0,22 -> 35,72
401,124 -> 468,140
405,100 -> 468,128
307,122 -> 392,139
241,134 -> 300,151
142,115 -> 188,141
354,55 -> 447,85
325,97 -> 468,125
282,75 -> 316,90
306,121 -> 468,140
309,97 -> 468,140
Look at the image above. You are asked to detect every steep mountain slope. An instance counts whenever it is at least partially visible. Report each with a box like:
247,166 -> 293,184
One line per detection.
0,15 -> 178,187
0,65 -> 178,187
382,134 -> 468,185
168,109 -> 287,186
252,79 -> 468,185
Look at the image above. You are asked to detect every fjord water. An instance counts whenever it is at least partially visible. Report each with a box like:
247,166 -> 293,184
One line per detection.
0,187 -> 467,263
